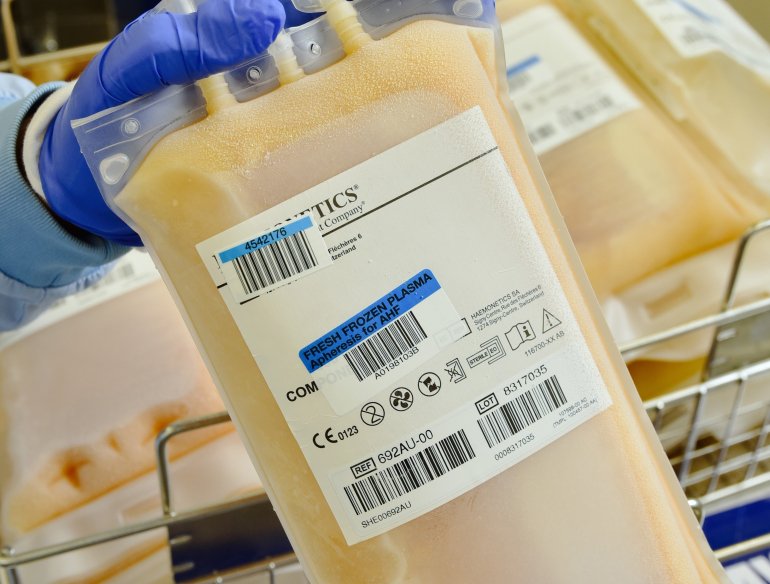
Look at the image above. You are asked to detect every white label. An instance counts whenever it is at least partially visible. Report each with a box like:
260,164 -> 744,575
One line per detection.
501,6 -> 642,155
0,250 -> 160,351
197,107 -> 613,544
632,0 -> 770,79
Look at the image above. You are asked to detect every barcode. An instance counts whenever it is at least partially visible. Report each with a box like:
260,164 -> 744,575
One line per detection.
559,95 -> 614,126
343,430 -> 475,515
508,71 -> 532,92
682,26 -> 706,45
344,311 -> 427,382
231,231 -> 317,295
528,123 -> 557,145
477,375 -> 567,448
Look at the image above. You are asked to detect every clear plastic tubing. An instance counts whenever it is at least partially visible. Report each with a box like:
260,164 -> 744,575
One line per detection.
268,30 -> 307,85
320,0 -> 372,53
170,0 -> 239,113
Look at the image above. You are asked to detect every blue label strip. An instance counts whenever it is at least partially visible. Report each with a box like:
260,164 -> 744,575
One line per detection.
672,0 -> 718,23
219,216 -> 314,264
507,54 -> 541,78
299,269 -> 440,374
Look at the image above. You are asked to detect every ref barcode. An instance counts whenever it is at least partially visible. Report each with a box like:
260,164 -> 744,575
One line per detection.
478,376 -> 567,448
231,231 -> 317,295
343,430 -> 475,515
344,311 -> 426,382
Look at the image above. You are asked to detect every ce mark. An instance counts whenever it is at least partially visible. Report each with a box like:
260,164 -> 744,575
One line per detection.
312,428 -> 338,449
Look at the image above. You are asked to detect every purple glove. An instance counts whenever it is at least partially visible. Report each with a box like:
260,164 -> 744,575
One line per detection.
39,0 -> 286,246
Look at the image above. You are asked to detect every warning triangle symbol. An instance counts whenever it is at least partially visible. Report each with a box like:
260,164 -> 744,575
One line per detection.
542,309 -> 562,333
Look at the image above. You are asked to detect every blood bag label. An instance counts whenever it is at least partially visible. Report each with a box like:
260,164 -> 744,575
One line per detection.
631,0 -> 770,79
0,250 -> 160,351
197,106 -> 613,545
500,6 -> 641,155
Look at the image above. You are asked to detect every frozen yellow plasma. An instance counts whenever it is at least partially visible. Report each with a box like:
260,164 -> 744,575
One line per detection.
75,8 -> 730,584
0,270 -> 227,539
497,0 -> 767,300
559,0 -> 770,199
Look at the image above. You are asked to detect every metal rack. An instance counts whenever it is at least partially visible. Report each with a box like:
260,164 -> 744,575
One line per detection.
0,411 -> 302,584
2,220 -> 769,581
634,220 -> 770,499
634,219 -> 770,564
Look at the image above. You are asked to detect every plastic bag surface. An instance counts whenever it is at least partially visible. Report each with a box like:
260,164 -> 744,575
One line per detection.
10,432 -> 261,584
559,0 -> 770,199
496,0 -> 767,300
0,252 -> 229,541
74,2 -> 729,582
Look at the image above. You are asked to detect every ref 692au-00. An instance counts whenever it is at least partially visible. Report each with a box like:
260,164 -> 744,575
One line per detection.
377,430 -> 435,464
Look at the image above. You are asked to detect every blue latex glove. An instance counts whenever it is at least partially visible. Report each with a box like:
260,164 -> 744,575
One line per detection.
39,0 -> 286,247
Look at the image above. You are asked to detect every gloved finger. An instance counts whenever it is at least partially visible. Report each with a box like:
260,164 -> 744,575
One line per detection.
39,0 -> 285,247
99,0 -> 285,105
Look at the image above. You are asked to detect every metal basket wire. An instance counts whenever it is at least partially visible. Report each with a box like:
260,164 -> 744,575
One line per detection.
645,359 -> 770,497
0,410 -> 304,584
632,219 -> 770,562
635,221 -> 770,501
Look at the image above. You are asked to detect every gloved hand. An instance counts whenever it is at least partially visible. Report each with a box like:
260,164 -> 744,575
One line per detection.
39,0 -> 286,247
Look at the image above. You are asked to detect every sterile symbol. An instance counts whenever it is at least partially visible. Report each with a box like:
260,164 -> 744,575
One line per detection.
360,402 -> 385,426
445,358 -> 467,384
542,309 -> 562,334
418,373 -> 442,397
390,388 -> 413,411
505,321 -> 536,351
467,336 -> 506,368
